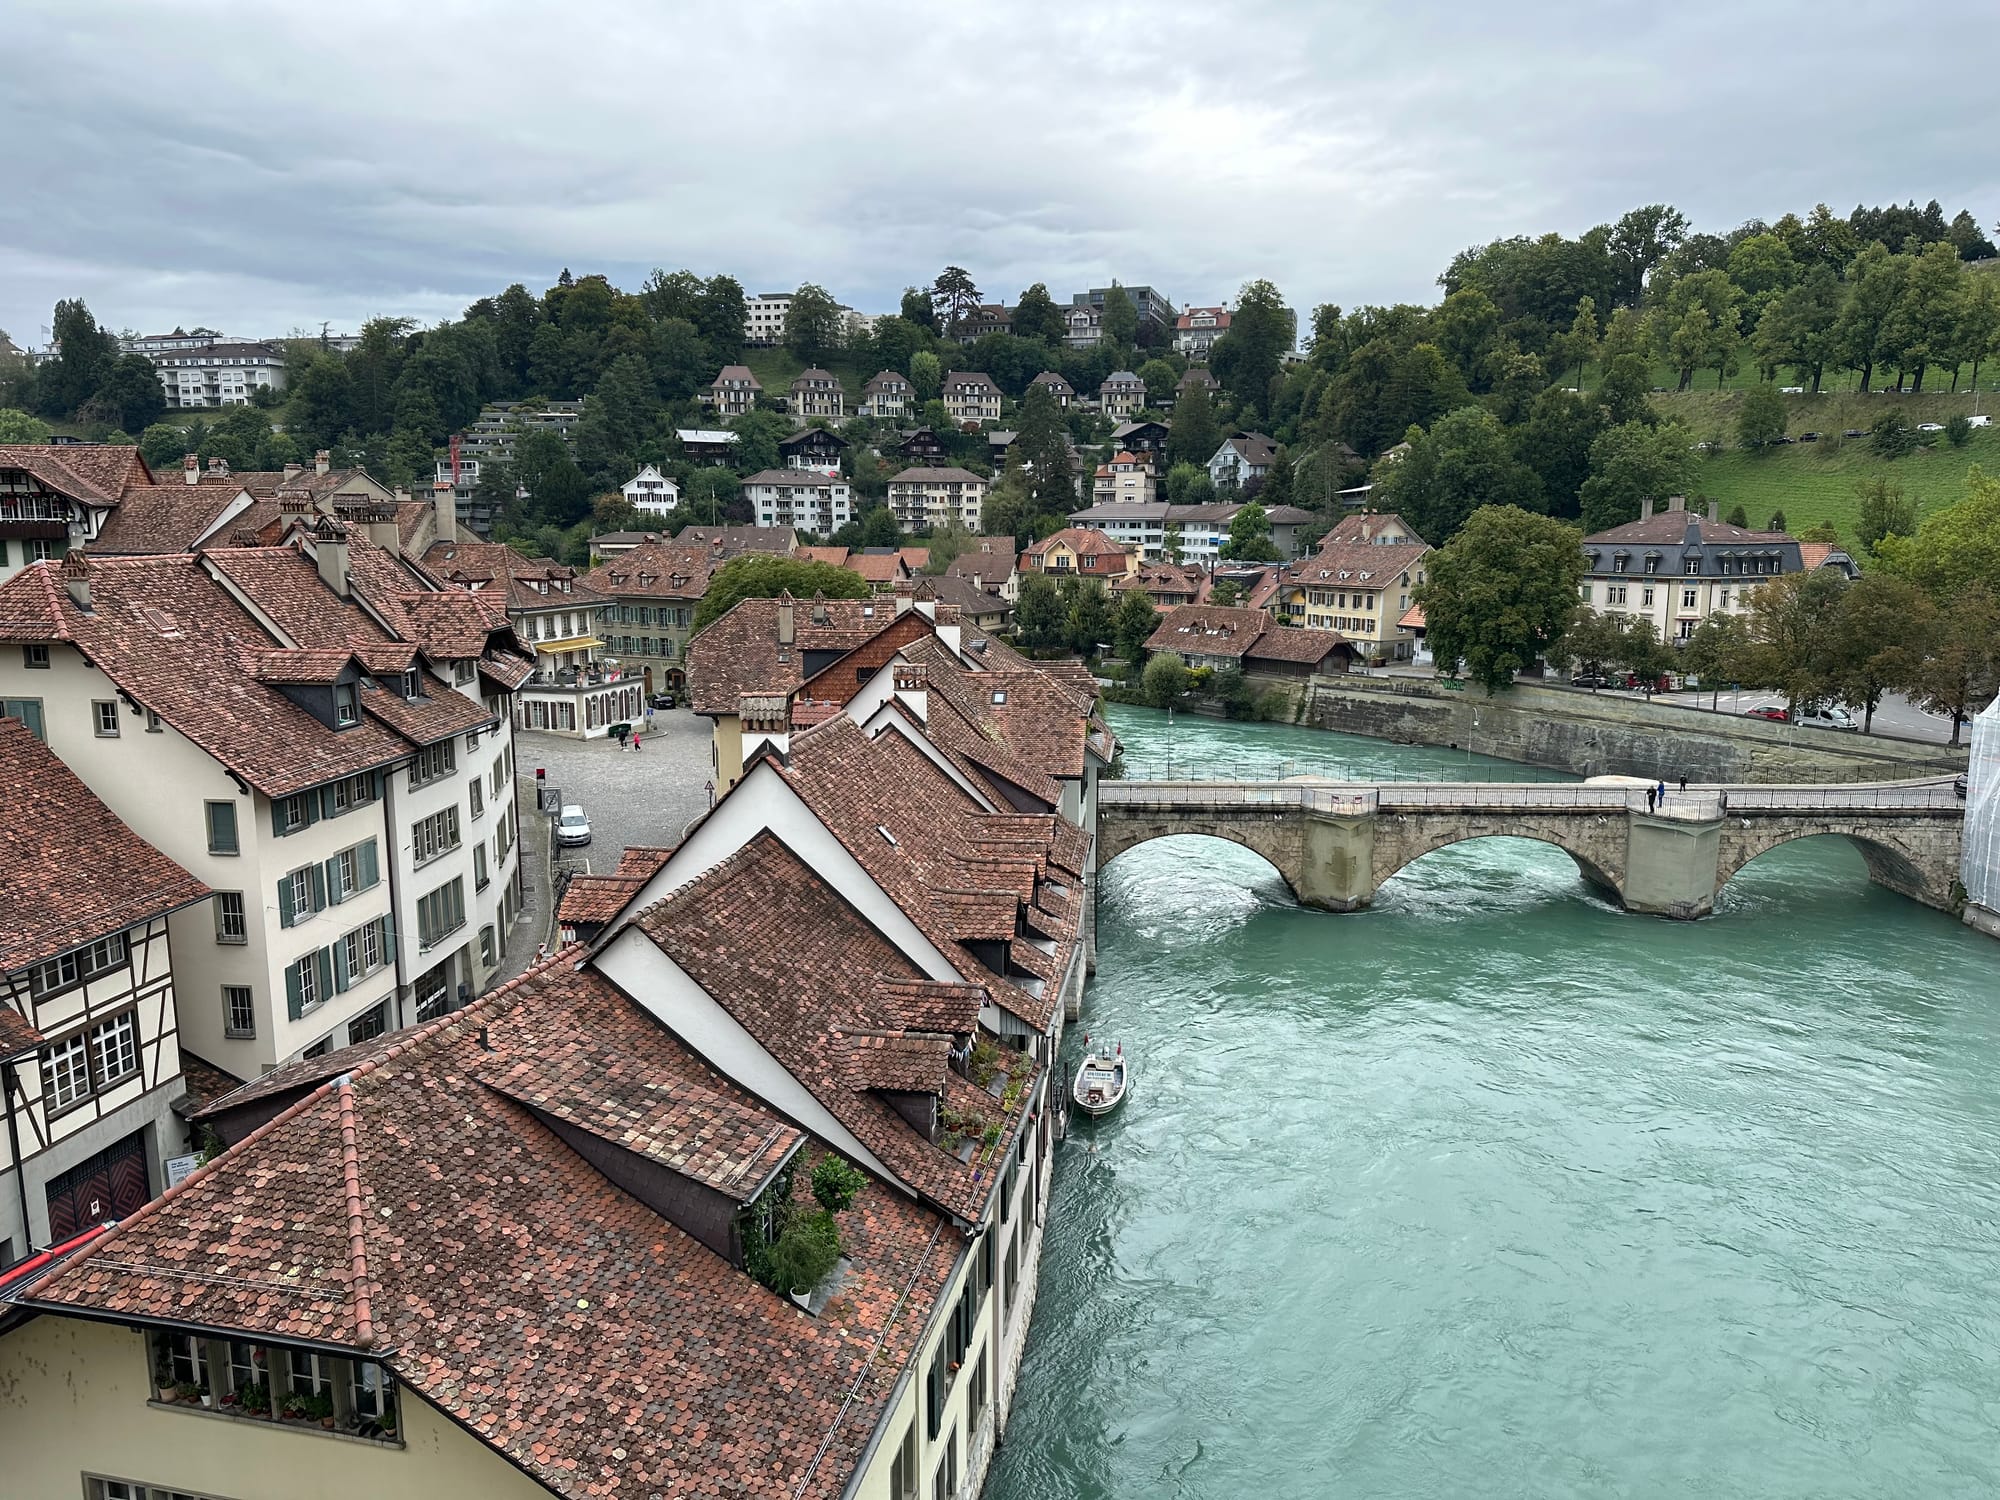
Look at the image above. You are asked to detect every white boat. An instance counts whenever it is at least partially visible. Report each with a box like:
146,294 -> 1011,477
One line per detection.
1072,1040 -> 1127,1117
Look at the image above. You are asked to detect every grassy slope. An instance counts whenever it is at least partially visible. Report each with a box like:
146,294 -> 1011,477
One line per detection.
741,347 -> 877,407
1649,387 -> 1997,536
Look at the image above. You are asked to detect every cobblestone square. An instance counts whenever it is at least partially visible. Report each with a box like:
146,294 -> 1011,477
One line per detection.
517,706 -> 714,870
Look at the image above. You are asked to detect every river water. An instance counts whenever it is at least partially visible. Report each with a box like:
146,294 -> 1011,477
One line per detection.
987,706 -> 2000,1500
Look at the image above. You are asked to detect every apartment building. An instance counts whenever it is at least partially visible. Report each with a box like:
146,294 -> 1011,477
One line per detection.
149,341 -> 287,408
1023,526 -> 1139,582
584,535 -> 730,697
1098,371 -> 1147,418
421,538 -> 637,738
1090,450 -> 1157,506
0,718 -> 210,1265
776,426 -> 848,474
744,291 -> 792,345
0,444 -> 156,582
942,370 -> 1003,426
860,369 -> 915,419
787,367 -> 845,423
0,537 -> 532,1087
1577,496 -> 1853,642
705,365 -> 764,418
1068,500 -> 1319,564
739,470 -> 854,534
1176,305 -> 1231,356
620,464 -> 679,517
1071,284 -> 1177,343
0,596 -> 1107,1500
1275,520 -> 1432,663
886,466 -> 989,534
1209,431 -> 1278,489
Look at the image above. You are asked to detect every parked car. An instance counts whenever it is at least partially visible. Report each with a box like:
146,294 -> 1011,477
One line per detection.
1796,705 -> 1858,731
1570,672 -> 1610,689
1780,386 -> 1805,395
1745,705 -> 1790,722
1800,431 -> 1821,442
556,804 -> 592,846
1917,421 -> 1946,434
1956,774 -> 1969,799
649,692 -> 677,710
1771,434 -> 1796,444
1843,428 -> 1866,438
1970,414 -> 1991,428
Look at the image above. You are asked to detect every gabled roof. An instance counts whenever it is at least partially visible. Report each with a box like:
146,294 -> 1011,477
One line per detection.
848,554 -> 908,585
710,364 -> 763,389
689,594 -> 916,714
89,484 -> 242,555
583,537 -> 721,601
1026,527 -> 1131,560
1290,537 -> 1429,587
941,370 -> 1000,393
890,467 -> 985,485
24,955 -> 956,1500
1145,603 -> 1350,665
0,444 -> 154,508
0,716 -> 210,973
862,370 -> 911,394
421,538 -> 609,613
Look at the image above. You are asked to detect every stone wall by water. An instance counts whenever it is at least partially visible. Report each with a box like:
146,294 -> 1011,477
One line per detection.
1290,676 -> 1968,784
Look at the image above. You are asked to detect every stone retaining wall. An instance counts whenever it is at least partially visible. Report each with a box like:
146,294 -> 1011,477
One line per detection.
1295,676 -> 1967,785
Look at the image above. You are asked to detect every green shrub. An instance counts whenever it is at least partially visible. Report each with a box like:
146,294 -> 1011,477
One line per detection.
1945,413 -> 1973,447
1871,410 -> 1917,458
766,1210 -> 842,1294
810,1155 -> 867,1214
1141,653 -> 1188,707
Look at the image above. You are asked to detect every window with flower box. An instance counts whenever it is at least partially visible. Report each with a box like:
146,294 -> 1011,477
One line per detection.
144,1329 -> 400,1441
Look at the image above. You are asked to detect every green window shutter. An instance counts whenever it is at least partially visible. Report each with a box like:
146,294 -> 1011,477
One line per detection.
315,948 -> 334,1003
324,856 -> 344,906
272,799 -> 289,838
379,911 -> 396,961
278,873 -> 296,928
305,795 -> 320,830
332,938 -> 351,993
285,961 -> 304,1020
308,863 -> 327,912
358,840 -> 379,890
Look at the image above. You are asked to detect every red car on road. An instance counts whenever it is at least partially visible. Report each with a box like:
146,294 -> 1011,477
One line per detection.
1745,705 -> 1790,722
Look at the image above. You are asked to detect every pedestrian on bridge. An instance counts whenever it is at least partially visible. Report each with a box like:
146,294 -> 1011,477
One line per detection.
1646,784 -> 1658,813
1656,779 -> 1668,808
1679,774 -> 1687,794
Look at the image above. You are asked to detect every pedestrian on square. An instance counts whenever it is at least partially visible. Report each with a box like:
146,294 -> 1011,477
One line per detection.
632,733 -> 642,752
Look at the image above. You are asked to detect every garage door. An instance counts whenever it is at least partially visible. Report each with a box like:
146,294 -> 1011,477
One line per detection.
44,1131 -> 150,1240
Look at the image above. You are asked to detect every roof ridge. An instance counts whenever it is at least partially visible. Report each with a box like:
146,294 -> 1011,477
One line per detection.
335,1077 -> 378,1349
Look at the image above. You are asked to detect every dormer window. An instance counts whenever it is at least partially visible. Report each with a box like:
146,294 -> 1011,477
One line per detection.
334,682 -> 358,727
402,670 -> 419,698
1684,556 -> 1701,574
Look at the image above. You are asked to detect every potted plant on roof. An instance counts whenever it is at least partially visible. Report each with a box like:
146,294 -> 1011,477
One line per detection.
379,1404 -> 399,1439
768,1208 -> 842,1310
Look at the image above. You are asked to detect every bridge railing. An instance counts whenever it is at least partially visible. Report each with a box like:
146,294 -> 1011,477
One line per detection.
1097,781 -> 1379,816
1103,777 -> 1965,817
1720,781 -> 1964,812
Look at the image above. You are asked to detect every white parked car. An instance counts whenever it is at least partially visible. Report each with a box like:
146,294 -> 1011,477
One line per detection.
1970,414 -> 1991,428
556,804 -> 592,845
1797,705 -> 1859,732
1916,422 -> 1946,433
1780,385 -> 1805,394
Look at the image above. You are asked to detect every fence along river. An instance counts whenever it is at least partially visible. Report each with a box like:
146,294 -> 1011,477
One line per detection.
986,705 -> 2000,1500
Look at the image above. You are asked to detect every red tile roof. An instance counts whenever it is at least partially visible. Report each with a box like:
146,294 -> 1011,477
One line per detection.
688,594 -> 910,715
0,1006 -> 46,1060
27,955 -> 957,1500
847,553 -> 909,585
90,484 -> 240,554
1145,603 -> 1351,666
0,444 -> 154,507
584,536 -> 721,601
421,538 -> 609,614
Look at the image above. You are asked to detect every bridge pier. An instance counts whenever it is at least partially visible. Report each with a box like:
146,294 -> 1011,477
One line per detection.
1622,813 -> 1725,919
1295,811 -> 1377,912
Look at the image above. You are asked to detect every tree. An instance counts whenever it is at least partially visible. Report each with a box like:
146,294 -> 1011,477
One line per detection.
1856,479 -> 1917,554
1614,616 -> 1678,694
1100,285 -> 1138,350
1595,351 -> 1654,428
1209,578 -> 1244,607
1726,233 -> 1800,324
287,354 -> 356,450
1879,241 -> 1964,391
1833,244 -> 1906,392
513,428 -> 590,528
1557,606 -> 1627,680
1112,588 -> 1157,665
1578,420 -> 1696,533
1068,580 -> 1115,656
1680,611 -> 1753,708
1751,266 -> 1842,390
1377,406 -> 1542,544
923,519 -> 977,573
1739,569 -> 1848,716
1607,204 -> 1689,304
784,283 -> 843,365
931,267 -> 981,335
1417,506 -> 1586,693
1767,510 -> 1787,532
1871,409 -> 1917,458
1162,522 -> 1184,563
1908,585 -> 2000,744
1141,652 -> 1188,707
1014,573 -> 1067,651
1165,463 -> 1215,506
909,351 -> 941,402
683,468 -> 739,526
729,408 -> 788,476
858,505 -> 902,548
1828,575 -> 1933,732
35,298 -> 118,418
1724,504 -> 1749,527
1013,384 -> 1075,521
899,287 -> 938,334
1164,384 -> 1222,472
1549,296 -> 1598,389
1514,387 -> 1606,518
1427,288 -> 1502,389
1876,466 -> 2000,602
1657,270 -> 1741,390
1738,383 -> 1787,449
688,556 -> 871,636
0,408 -> 51,443
1137,358 -> 1178,408
696,276 -> 747,363
981,453 -> 1033,544
1956,274 -> 2000,394
1219,502 -> 1279,562
1210,279 -> 1292,418
1012,284 -> 1065,345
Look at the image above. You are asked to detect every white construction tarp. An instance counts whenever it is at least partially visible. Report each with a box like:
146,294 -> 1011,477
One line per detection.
1963,696 -> 2000,911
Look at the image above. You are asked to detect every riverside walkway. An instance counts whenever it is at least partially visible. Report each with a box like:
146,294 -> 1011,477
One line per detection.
1096,777 -> 1965,917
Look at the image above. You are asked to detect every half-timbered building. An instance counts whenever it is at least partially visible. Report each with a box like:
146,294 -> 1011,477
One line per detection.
0,716 -> 209,1265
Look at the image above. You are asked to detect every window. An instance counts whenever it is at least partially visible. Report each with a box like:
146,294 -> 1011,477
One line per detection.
334,681 -> 358,726
1682,588 -> 1699,611
417,878 -> 466,948
144,708 -> 161,733
29,934 -> 127,998
90,1476 -> 232,1500
302,1034 -> 333,1059
467,727 -> 481,751
932,1426 -> 959,1500
889,1422 -> 919,1500
328,771 -> 377,815
1,697 -> 44,739
347,1002 -> 388,1046
278,864 -> 322,927
223,985 -> 255,1038
1641,587 -> 1655,607
205,800 -> 238,854
1577,583 -> 1592,602
412,806 -> 461,865
41,1032 -> 92,1110
92,700 -> 120,737
409,740 -> 455,788
274,791 -> 316,835
474,843 -> 490,891
214,892 -> 246,943
341,917 -> 387,984
1685,556 -> 1702,574
468,776 -> 484,819
479,925 -> 497,968
413,965 -> 451,1021
22,643 -> 48,669
40,1010 -> 138,1110
1644,556 -> 1658,574
966,1344 -> 989,1425
287,951 -> 325,1017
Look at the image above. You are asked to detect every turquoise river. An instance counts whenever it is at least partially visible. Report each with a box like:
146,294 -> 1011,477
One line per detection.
985,705 -> 2000,1500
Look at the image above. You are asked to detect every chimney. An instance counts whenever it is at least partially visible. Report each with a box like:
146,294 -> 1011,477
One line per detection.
314,449 -> 331,475
366,513 -> 402,558
893,579 -> 916,617
312,519 -> 351,597
183,453 -> 199,486
60,550 -> 92,612
206,456 -> 228,476
1640,497 -> 1655,521
738,694 -> 791,761
284,461 -> 303,479
1665,494 -> 1685,513
775,589 -> 795,645
933,603 -> 962,659
432,479 -> 459,544
1706,498 -> 1720,523
892,662 -> 929,722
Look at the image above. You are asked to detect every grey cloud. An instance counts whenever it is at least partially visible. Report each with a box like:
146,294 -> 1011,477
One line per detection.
2,0 -> 1995,343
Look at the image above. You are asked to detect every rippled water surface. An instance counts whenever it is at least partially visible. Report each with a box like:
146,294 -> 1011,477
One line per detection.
987,707 -> 2000,1500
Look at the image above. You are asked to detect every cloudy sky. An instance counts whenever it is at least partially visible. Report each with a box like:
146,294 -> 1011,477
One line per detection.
4,1 -> 1995,345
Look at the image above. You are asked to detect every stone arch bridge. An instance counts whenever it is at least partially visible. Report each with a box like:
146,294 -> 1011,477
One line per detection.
1096,779 -> 1965,919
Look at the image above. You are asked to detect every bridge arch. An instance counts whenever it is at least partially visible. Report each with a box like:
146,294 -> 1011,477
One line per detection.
1714,821 -> 1958,908
1096,821 -> 1307,904
1373,828 -> 1625,905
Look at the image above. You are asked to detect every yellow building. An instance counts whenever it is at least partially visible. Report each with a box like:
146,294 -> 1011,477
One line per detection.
1276,515 -> 1431,664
